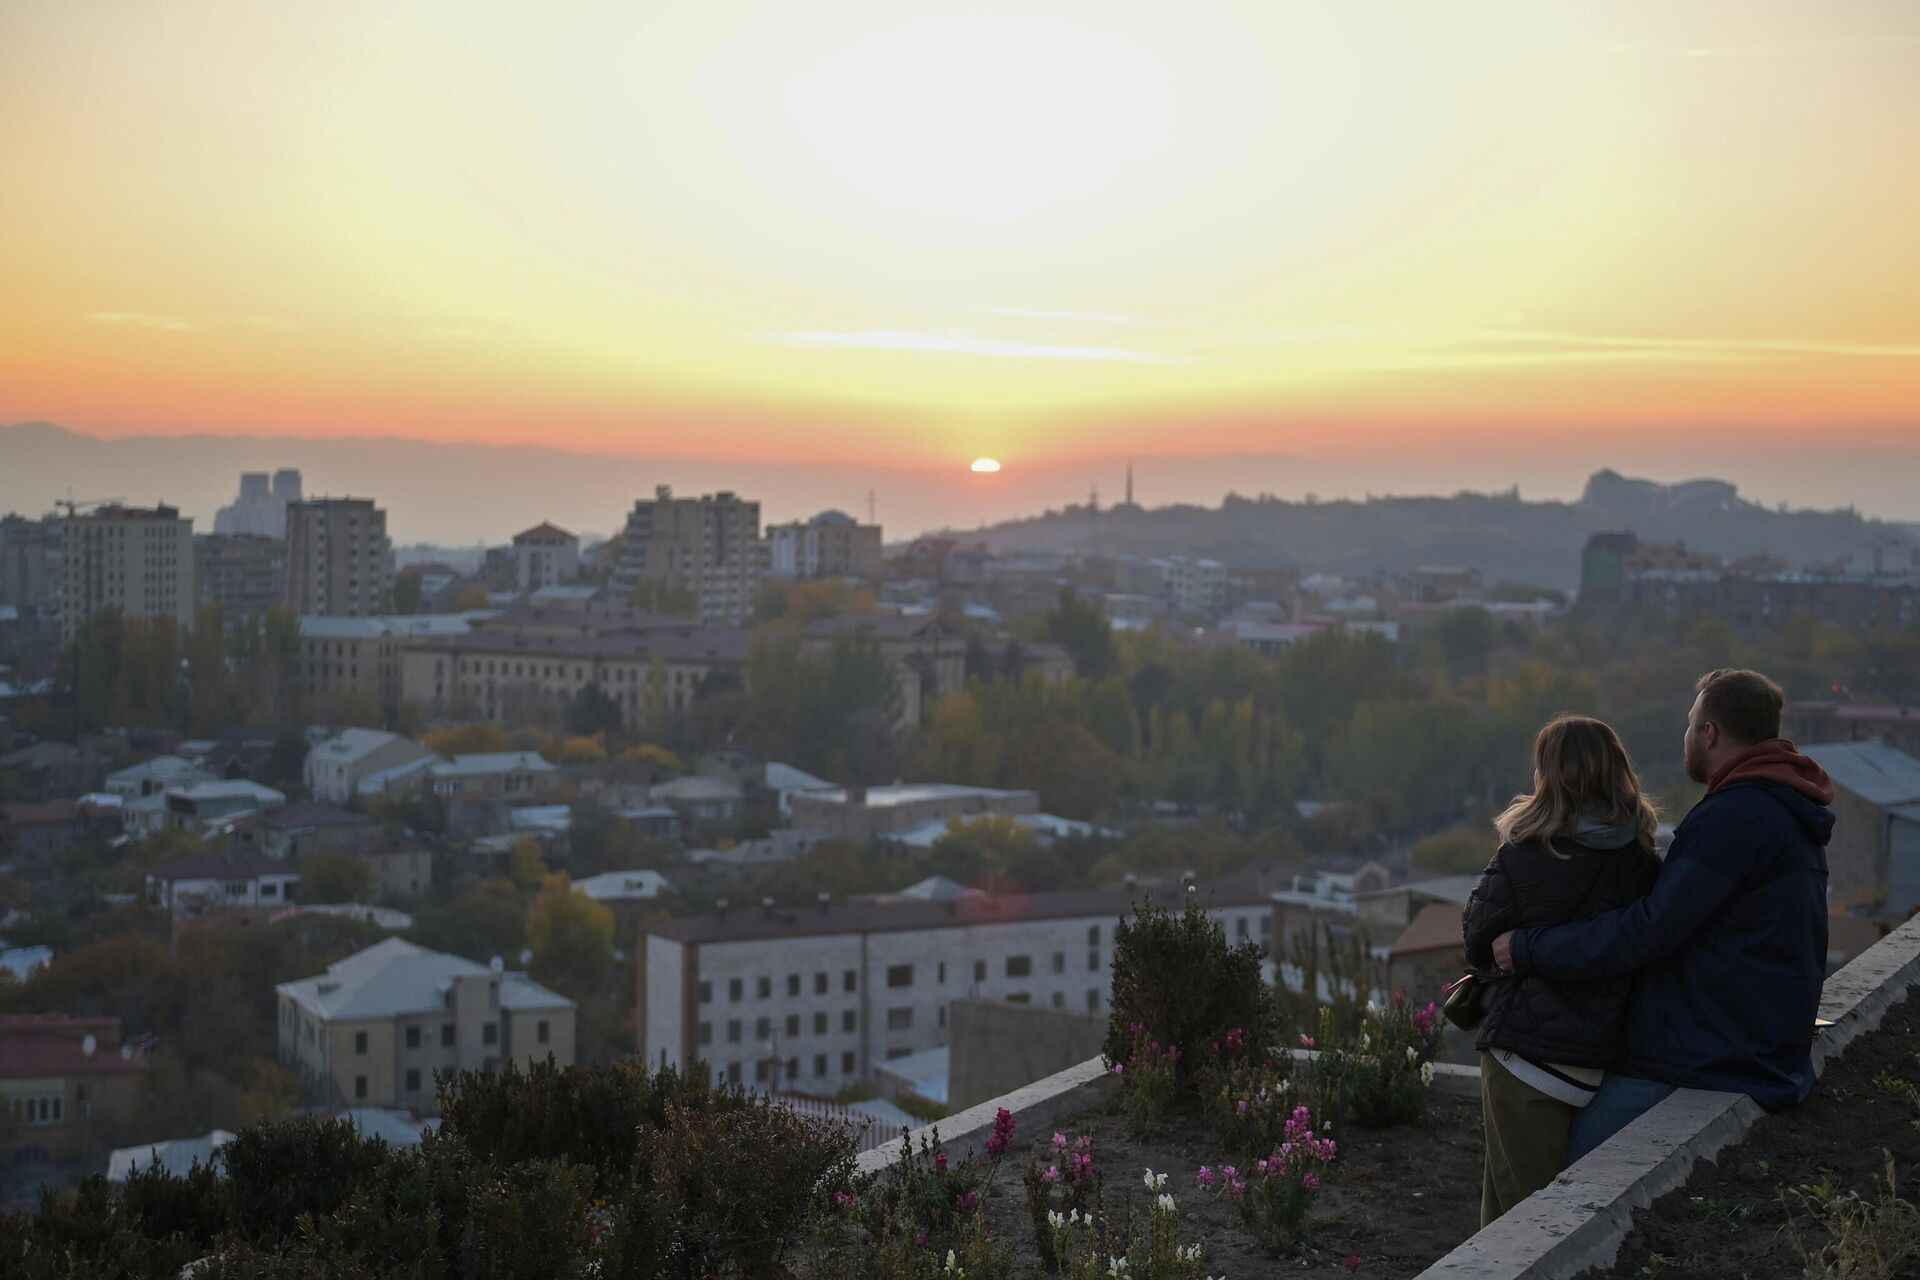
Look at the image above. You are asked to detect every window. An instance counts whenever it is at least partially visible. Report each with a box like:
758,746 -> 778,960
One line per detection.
785,1013 -> 801,1037
1051,992 -> 1065,1008
1007,993 -> 1031,1005
1005,955 -> 1032,978
886,1047 -> 912,1061
815,972 -> 828,995
1052,952 -> 1065,974
405,1026 -> 420,1050
937,961 -> 947,983
786,1056 -> 799,1081
757,976 -> 771,999
1088,990 -> 1100,1012
728,978 -> 743,1002
1236,917 -> 1249,938
843,969 -> 857,992
887,964 -> 914,988
938,1006 -> 947,1029
842,1051 -> 856,1073
787,974 -> 801,997
973,960 -> 986,983
886,1007 -> 913,1031
442,1023 -> 456,1047
697,981 -> 712,1004
354,1075 -> 368,1099
405,1068 -> 421,1092
755,1060 -> 769,1083
813,1012 -> 828,1035
728,1019 -> 742,1043
537,1020 -> 550,1045
756,1016 -> 771,1040
814,1054 -> 828,1078
355,1031 -> 368,1055
1088,950 -> 1100,972
1087,924 -> 1100,945
727,1061 -> 742,1083
842,1009 -> 857,1032
695,1021 -> 712,1046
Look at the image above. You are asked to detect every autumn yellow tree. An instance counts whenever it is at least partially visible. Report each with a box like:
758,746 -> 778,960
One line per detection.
525,874 -> 614,1002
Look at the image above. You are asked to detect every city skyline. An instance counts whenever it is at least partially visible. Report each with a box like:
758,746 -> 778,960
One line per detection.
2,0 -> 1917,494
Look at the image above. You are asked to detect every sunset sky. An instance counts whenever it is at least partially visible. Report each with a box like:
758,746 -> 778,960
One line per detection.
2,0 -> 1917,487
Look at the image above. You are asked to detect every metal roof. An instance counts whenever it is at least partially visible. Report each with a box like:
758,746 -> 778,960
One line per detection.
1802,741 -> 1920,807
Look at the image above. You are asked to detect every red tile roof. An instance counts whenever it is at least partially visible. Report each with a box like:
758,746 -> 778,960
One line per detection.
0,1016 -> 147,1078
2,801 -> 82,826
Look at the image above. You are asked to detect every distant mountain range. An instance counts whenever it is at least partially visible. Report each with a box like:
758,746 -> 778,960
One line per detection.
952,468 -> 1919,591
1,421 -> 1913,589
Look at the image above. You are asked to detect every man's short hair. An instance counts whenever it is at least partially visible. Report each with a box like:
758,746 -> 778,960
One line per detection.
1695,668 -> 1785,745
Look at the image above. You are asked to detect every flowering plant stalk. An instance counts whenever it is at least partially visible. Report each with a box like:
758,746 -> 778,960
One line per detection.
1198,1104 -> 1337,1256
1045,1171 -> 1214,1280
1301,994 -> 1442,1130
1025,1132 -> 1102,1272
1116,1025 -> 1182,1132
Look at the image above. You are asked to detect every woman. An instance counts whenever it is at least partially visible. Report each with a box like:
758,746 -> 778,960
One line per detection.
1463,714 -> 1661,1226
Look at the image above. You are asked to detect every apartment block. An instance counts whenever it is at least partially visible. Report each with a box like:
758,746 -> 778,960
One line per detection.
511,522 -> 580,593
1163,555 -> 1227,615
637,875 -> 1276,1096
285,498 -> 392,617
767,510 -> 883,581
195,532 -> 287,620
296,613 -> 487,720
59,504 -> 195,642
613,486 -> 761,626
277,938 -> 574,1113
214,469 -> 302,538
0,1015 -> 148,1168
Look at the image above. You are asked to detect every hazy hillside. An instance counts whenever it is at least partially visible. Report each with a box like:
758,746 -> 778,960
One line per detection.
956,469 -> 1917,591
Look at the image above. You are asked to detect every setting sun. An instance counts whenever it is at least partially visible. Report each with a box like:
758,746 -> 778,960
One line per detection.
970,458 -> 1001,474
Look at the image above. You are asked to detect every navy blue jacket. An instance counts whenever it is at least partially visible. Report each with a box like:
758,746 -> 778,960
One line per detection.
1510,779 -> 1833,1110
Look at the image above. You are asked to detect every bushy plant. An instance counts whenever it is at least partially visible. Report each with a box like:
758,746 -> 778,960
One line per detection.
1106,897 -> 1280,1089
1114,1025 -> 1183,1131
1024,1130 -> 1102,1271
1299,994 -> 1442,1129
219,1116 -> 393,1243
1207,1053 -> 1301,1156
1197,1104 -> 1337,1256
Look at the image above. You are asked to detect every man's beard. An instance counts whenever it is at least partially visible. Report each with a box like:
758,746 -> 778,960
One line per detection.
1684,741 -> 1708,786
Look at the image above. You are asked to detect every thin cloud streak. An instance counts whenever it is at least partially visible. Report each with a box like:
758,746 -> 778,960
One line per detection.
86,311 -> 193,332
760,329 -> 1178,364
1219,325 -> 1920,370
982,307 -> 1145,327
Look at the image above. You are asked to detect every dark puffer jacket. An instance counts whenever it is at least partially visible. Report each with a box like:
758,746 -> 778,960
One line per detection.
1462,835 -> 1660,1067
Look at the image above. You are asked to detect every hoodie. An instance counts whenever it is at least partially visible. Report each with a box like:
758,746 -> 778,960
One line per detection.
1511,744 -> 1835,1110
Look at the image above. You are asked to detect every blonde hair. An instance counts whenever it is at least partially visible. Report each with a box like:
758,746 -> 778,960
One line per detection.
1494,715 -> 1660,854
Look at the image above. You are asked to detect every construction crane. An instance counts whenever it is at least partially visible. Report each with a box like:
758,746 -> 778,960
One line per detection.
53,494 -> 126,518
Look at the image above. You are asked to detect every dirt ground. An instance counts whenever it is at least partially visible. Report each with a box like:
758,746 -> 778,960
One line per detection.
1591,1006 -> 1920,1280
977,1092 -> 1485,1279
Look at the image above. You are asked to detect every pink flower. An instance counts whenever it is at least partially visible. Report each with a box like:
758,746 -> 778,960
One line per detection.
1114,1063 -> 1124,1077
1043,1165 -> 1059,1184
985,1107 -> 1015,1159
1228,1178 -> 1247,1198
1344,1256 -> 1365,1274
934,1151 -> 948,1173
916,1231 -> 929,1246
1195,1165 -> 1215,1189
1075,1136 -> 1092,1152
1303,1172 -> 1321,1190
955,1192 -> 978,1212
1053,1132 -> 1069,1151
833,1190 -> 855,1207
1236,1099 -> 1249,1115
1299,1033 -> 1315,1049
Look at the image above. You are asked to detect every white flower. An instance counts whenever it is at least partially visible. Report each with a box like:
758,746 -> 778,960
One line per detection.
1069,1209 -> 1084,1225
1156,1192 -> 1177,1215
1143,1168 -> 1156,1191
1179,1243 -> 1202,1262
1421,1061 -> 1437,1085
944,1250 -> 963,1277
1108,1256 -> 1130,1278
1048,1210 -> 1065,1230
1406,1045 -> 1418,1062
1359,1033 -> 1371,1050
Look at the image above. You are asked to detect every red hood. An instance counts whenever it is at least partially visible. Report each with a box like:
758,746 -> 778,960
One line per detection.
1708,738 -> 1836,805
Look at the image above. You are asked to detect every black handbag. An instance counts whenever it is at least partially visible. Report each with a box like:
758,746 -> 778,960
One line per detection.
1443,844 -> 1616,1033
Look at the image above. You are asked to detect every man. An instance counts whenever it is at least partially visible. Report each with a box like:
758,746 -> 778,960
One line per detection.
1492,668 -> 1834,1160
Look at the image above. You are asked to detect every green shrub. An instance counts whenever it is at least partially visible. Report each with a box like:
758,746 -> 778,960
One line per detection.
219,1116 -> 393,1243
1104,895 -> 1280,1086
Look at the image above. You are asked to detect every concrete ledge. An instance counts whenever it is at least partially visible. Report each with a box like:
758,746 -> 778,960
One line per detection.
1432,1061 -> 1482,1100
1413,914 -> 1920,1280
856,1055 -> 1116,1176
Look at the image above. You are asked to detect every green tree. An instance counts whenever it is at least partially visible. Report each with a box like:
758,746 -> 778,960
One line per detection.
296,851 -> 375,903
1044,588 -> 1116,679
525,874 -> 614,1003
507,837 -> 549,888
1410,825 -> 1494,875
1007,720 -> 1123,820
391,569 -> 424,615
627,576 -> 699,617
408,879 -> 527,965
566,682 -> 624,737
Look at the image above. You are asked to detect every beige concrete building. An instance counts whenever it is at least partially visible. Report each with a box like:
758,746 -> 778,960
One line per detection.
296,613 -> 488,720
59,504 -> 196,642
285,498 -> 392,617
400,622 -> 749,727
0,1015 -> 149,1169
511,522 -> 580,592
767,510 -> 883,581
277,938 -> 575,1113
613,486 -> 761,626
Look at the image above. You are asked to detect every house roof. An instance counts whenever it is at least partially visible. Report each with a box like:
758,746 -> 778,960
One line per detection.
266,800 -> 378,831
309,728 -> 405,767
873,1045 -> 948,1103
2,801 -> 82,826
106,755 -> 206,784
801,612 -> 944,642
170,780 -> 287,806
513,522 -> 577,543
798,783 -> 1035,810
651,776 -> 744,803
108,1131 -> 235,1182
0,1015 -> 146,1077
1390,902 -> 1465,956
408,625 -> 751,664
1365,876 -> 1481,907
763,762 -> 834,793
643,869 -> 1284,946
298,612 -> 494,641
150,851 -> 297,883
276,938 -> 572,1020
356,755 -> 440,794
430,752 -> 557,778
1802,741 -> 1920,807
572,870 -> 672,903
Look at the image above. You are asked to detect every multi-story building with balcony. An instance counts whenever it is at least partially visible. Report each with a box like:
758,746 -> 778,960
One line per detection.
194,532 -> 287,620
612,486 -> 761,626
767,510 -> 883,581
58,504 -> 195,642
285,498 -> 391,617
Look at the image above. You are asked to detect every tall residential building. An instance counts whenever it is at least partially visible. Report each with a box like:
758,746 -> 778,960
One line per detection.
613,486 -> 761,626
59,504 -> 195,641
214,468 -> 303,537
195,533 -> 288,621
286,498 -> 392,617
511,522 -> 580,592
0,514 -> 62,620
766,510 -> 883,581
